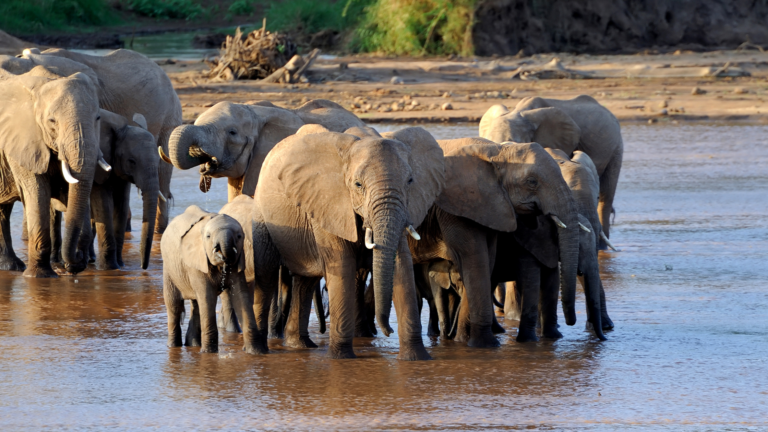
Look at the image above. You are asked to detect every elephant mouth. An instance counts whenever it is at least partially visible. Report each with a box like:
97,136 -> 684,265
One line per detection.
190,145 -> 224,175
515,201 -> 538,214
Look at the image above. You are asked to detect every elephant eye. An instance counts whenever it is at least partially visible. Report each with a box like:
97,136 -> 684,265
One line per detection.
407,177 -> 414,185
229,130 -> 237,136
526,177 -> 538,188
354,181 -> 362,189
206,234 -> 211,239
237,234 -> 242,239
128,159 -> 136,165
48,118 -> 56,124
96,115 -> 101,121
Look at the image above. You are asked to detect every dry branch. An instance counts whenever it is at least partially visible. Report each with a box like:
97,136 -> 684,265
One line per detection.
205,26 -> 298,81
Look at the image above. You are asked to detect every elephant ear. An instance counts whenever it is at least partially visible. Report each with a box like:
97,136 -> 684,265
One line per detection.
0,79 -> 50,174
95,110 -> 128,184
345,126 -> 381,138
520,107 -> 581,151
479,104 -> 509,140
435,139 -> 517,232
275,132 -> 360,242
177,206 -> 213,274
381,127 -> 445,227
512,214 -> 559,269
295,124 -> 329,136
132,113 -> 148,130
293,99 -> 366,132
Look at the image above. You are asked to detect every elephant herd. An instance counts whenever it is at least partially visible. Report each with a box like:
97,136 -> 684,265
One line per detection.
0,48 -> 624,361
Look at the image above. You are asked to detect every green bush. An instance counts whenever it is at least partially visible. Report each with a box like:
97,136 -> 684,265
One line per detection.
265,0 -> 372,34
354,0 -> 476,56
228,0 -> 255,17
0,0 -> 117,33
125,0 -> 205,20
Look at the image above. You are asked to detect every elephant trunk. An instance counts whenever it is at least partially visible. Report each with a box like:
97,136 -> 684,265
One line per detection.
369,202 -> 407,337
61,128 -> 97,274
168,124 -> 214,170
544,187 -> 580,326
138,179 -> 159,270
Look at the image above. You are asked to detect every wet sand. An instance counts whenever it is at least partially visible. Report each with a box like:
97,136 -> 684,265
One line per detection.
1,123 -> 766,430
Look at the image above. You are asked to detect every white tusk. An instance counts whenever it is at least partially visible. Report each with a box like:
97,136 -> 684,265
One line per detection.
233,247 -> 237,255
600,231 -> 619,251
61,161 -> 79,184
158,192 -> 167,203
98,157 -> 112,172
158,146 -> 173,164
405,225 -> 420,241
578,222 -> 591,233
550,215 -> 567,229
365,227 -> 378,250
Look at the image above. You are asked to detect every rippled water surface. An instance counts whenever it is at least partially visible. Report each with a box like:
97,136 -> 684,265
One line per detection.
1,124 -> 767,430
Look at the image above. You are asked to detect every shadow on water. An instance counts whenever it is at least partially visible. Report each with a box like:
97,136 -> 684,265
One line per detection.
1,124 -> 767,429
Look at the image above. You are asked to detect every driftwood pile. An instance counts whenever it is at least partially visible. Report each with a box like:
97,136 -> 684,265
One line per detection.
205,24 -> 319,83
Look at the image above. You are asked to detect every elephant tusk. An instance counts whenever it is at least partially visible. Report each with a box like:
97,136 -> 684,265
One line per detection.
405,225 -> 421,241
211,156 -> 218,165
98,157 -> 112,172
578,222 -> 591,233
365,227 -> 379,250
550,215 -> 567,229
158,192 -> 167,203
233,247 -> 237,255
61,161 -> 78,184
600,231 -> 620,251
158,146 -> 173,164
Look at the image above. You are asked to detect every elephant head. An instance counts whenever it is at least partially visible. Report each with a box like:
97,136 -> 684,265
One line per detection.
479,102 -> 581,153
436,138 -> 581,325
97,109 -> 160,269
0,72 -> 102,273
183,211 -> 246,275
546,148 -> 602,242
259,128 -> 444,335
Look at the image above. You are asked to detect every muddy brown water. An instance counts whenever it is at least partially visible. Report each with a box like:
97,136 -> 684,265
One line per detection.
1,124 -> 767,430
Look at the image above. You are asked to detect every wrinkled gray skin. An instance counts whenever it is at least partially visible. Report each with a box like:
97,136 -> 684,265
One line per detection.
4,48 -> 182,234
256,129 -> 444,360
0,71 -> 101,277
89,110 -> 160,270
161,205 -> 258,354
480,95 -> 623,248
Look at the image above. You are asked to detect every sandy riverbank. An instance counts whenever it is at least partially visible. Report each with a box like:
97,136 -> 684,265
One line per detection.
162,48 -> 768,125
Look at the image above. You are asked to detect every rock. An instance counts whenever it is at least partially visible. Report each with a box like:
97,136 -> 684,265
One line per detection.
410,100 -> 420,106
390,76 -> 404,85
487,91 -> 502,98
734,87 -> 749,94
379,106 -> 392,113
391,102 -> 404,111
428,103 -> 440,110
691,87 -> 706,95
202,102 -> 214,108
442,92 -> 452,98
441,103 -> 454,111
648,118 -> 657,124
659,100 -> 668,108
659,108 -> 668,116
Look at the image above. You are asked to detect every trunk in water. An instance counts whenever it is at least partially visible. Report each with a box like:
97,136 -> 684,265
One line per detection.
370,207 -> 406,337
61,129 -> 96,274
168,125 -> 211,170
139,185 -> 159,269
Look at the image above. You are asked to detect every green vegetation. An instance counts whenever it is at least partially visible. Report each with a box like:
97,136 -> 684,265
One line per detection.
124,0 -> 205,20
0,0 -> 118,33
264,0 -> 373,34
227,0 -> 257,18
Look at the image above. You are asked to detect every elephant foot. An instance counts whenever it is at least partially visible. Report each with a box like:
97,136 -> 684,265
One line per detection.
200,345 -> 219,354
491,319 -> 506,334
542,326 -> 563,339
268,331 -> 283,340
355,324 -> 376,338
117,258 -> 125,267
467,330 -> 501,348
427,327 -> 440,337
24,264 -> 58,278
243,344 -> 268,355
97,259 -> 120,271
216,311 -> 242,333
397,345 -> 432,361
0,255 -> 26,272
601,314 -> 615,330
327,344 -> 356,359
167,337 -> 182,348
516,327 -> 539,343
284,335 -> 318,349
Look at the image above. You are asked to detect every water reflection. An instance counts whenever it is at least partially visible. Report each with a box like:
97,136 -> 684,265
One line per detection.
1,123 -> 767,429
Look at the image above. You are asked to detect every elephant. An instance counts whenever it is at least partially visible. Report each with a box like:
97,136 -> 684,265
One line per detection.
479,95 -> 623,248
255,127 -> 444,360
15,48 -> 182,234
167,99 -> 365,201
0,70 -> 105,277
161,205 -> 259,354
89,110 -> 161,270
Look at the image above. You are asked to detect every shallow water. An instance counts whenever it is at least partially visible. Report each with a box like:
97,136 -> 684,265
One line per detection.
1,124 -> 767,430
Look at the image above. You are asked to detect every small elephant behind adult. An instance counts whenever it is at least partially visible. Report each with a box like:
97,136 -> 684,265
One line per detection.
479,95 -> 623,248
161,205 -> 259,354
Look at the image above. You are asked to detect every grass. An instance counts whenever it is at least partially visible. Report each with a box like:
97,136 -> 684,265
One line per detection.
123,0 -> 206,20
0,0 -> 118,34
264,0 -> 373,35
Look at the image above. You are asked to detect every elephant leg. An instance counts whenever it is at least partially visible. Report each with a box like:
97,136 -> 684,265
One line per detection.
0,203 -> 25,271
112,183 -> 130,267
198,288 -> 219,353
363,279 -> 377,335
17,172 -> 56,278
324,252 -> 358,359
599,279 -> 614,330
459,248 -> 499,348
125,208 -> 132,233
91,184 -> 119,270
313,281 -> 326,334
229,273 -> 262,354
491,313 -> 505,334
494,285 -> 505,315
49,209 -> 62,265
540,266 -> 563,339
392,239 -> 430,360
88,221 -> 96,263
435,287 -> 451,338
185,300 -> 202,347
163,274 -> 183,348
155,129 -> 173,234
284,275 -> 320,349
75,202 -> 93,270
453,292 -> 471,343
217,291 -> 242,333
355,268 -> 375,337
20,211 -> 28,242
414,265 -> 439,338
598,150 -> 622,248
503,282 -> 521,321
268,266 -> 291,339
516,255 -> 540,342
579,267 -> 606,340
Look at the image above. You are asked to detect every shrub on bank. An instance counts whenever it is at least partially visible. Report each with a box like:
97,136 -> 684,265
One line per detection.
0,0 -> 117,33
264,0 -> 373,35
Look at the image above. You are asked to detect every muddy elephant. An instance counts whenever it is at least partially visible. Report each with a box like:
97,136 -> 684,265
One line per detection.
166,99 -> 365,200
255,128 -> 444,360
15,48 -> 182,234
0,71 -> 104,277
90,110 -> 161,270
161,205 -> 259,354
479,95 -> 623,248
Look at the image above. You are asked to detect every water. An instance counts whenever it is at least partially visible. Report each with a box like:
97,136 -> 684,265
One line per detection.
1,124 -> 768,430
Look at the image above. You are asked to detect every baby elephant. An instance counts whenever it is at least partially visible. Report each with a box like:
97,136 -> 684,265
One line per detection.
161,205 -> 259,354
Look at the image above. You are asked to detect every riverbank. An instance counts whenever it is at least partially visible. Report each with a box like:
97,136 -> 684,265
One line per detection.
164,48 -> 768,125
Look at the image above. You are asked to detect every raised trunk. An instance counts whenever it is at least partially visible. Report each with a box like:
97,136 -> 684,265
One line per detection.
139,185 -> 159,269
370,206 -> 406,337
168,125 -> 211,170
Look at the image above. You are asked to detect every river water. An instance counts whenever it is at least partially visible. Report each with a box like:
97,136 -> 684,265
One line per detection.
0,123 -> 766,430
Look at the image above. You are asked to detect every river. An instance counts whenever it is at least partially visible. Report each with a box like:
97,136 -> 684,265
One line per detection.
0,123 -> 766,430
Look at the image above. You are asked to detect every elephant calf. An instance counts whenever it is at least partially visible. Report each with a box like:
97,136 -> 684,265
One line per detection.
161,205 -> 259,354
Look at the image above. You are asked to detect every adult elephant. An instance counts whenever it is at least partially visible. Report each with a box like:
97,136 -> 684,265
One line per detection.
255,128 -> 444,360
166,99 -> 365,201
0,71 -> 104,276
479,95 -> 623,248
21,48 -> 182,234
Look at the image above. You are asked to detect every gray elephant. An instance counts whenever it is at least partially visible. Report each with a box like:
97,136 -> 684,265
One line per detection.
479,95 -> 623,248
255,127 -> 444,360
0,70 -> 104,277
161,205 -> 259,354
13,48 -> 182,234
